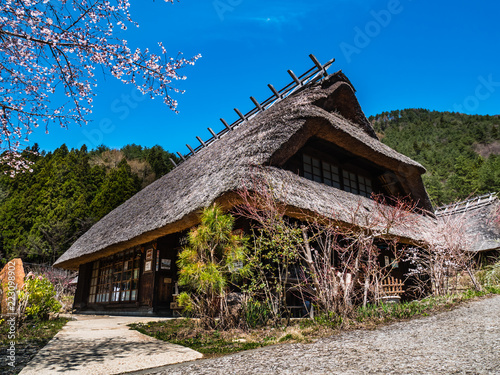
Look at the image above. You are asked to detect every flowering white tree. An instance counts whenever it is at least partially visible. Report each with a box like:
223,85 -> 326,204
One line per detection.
407,211 -> 481,296
0,0 -> 200,170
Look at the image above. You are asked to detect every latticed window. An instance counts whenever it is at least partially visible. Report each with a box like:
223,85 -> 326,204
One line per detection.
88,248 -> 141,304
358,175 -> 372,198
88,261 -> 99,304
343,171 -> 359,194
303,155 -> 322,182
322,161 -> 341,188
302,153 -> 372,198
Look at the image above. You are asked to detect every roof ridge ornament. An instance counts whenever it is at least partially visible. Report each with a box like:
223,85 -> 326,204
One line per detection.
435,192 -> 498,216
173,54 -> 335,168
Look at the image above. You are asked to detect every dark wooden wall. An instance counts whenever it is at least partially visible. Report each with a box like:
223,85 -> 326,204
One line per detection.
73,262 -> 91,310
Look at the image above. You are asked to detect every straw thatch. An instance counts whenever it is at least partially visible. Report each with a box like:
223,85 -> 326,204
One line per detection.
54,71 -> 433,270
436,194 -> 500,252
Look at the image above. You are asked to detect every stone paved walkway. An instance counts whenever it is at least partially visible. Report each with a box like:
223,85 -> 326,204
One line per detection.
18,315 -> 202,375
141,296 -> 500,375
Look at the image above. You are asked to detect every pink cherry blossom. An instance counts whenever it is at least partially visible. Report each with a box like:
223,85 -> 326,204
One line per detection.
0,0 -> 200,174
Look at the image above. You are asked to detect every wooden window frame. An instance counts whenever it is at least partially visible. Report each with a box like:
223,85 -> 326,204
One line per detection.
89,248 -> 141,304
302,153 -> 372,198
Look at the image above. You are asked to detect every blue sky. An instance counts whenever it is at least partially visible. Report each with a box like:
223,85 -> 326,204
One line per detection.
29,0 -> 500,155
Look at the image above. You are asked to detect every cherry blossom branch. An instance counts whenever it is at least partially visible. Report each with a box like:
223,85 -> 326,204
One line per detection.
0,0 -> 200,173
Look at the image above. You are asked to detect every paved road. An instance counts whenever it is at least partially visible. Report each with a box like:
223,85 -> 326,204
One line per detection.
19,315 -> 202,375
140,296 -> 500,375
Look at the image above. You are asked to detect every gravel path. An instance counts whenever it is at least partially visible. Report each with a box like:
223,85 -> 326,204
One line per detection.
142,296 -> 500,375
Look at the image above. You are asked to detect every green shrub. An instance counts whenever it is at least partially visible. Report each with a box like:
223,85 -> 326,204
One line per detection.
477,261 -> 500,287
313,310 -> 344,328
485,285 -> 500,294
19,274 -> 61,321
243,298 -> 271,328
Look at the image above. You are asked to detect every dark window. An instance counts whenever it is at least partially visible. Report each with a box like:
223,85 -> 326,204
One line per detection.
358,175 -> 372,198
343,171 -> 359,195
322,161 -> 341,188
302,153 -> 372,198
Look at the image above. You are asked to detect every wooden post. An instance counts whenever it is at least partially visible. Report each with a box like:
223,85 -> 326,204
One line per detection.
234,108 -> 247,123
196,136 -> 206,147
186,144 -> 195,155
287,69 -> 302,87
268,84 -> 281,99
309,54 -> 331,77
250,96 -> 265,112
220,118 -> 232,130
207,127 -> 219,139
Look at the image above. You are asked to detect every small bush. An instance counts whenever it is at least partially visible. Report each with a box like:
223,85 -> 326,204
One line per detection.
243,298 -> 271,328
313,311 -> 344,328
18,274 -> 61,321
477,261 -> 500,288
485,285 -> 500,294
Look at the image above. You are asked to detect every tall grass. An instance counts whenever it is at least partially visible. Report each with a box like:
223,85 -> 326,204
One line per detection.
477,260 -> 500,288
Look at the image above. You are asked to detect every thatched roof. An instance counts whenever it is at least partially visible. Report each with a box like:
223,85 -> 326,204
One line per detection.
54,71 -> 433,270
436,194 -> 500,252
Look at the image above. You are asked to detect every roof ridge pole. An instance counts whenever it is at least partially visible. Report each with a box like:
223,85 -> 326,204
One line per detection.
268,84 -> 282,99
250,96 -> 265,111
287,69 -> 303,87
169,158 -> 177,168
196,136 -> 206,147
186,144 -> 195,155
220,118 -> 232,130
309,54 -> 330,77
234,108 -> 248,123
176,151 -> 186,161
207,127 -> 219,139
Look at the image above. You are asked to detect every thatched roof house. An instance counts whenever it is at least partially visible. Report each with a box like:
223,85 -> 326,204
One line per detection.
54,65 -> 434,314
436,193 -> 500,255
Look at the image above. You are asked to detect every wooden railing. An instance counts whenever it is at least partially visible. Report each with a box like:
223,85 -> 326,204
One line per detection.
435,192 -> 498,216
380,276 -> 404,296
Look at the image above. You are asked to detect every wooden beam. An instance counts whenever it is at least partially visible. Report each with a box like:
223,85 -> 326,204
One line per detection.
309,54 -> 332,77
220,118 -> 231,130
186,144 -> 195,155
268,83 -> 281,99
250,96 -> 264,111
169,158 -> 177,168
234,108 -> 247,123
287,69 -> 302,86
176,152 -> 186,161
196,136 -> 206,147
207,127 -> 219,139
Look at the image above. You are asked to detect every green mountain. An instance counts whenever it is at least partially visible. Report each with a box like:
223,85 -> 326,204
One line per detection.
370,109 -> 500,207
0,144 -> 178,264
2,109 -> 499,264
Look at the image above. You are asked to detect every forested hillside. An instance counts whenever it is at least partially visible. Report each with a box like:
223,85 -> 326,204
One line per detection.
0,144 -> 178,264
2,109 -> 499,265
370,109 -> 500,206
